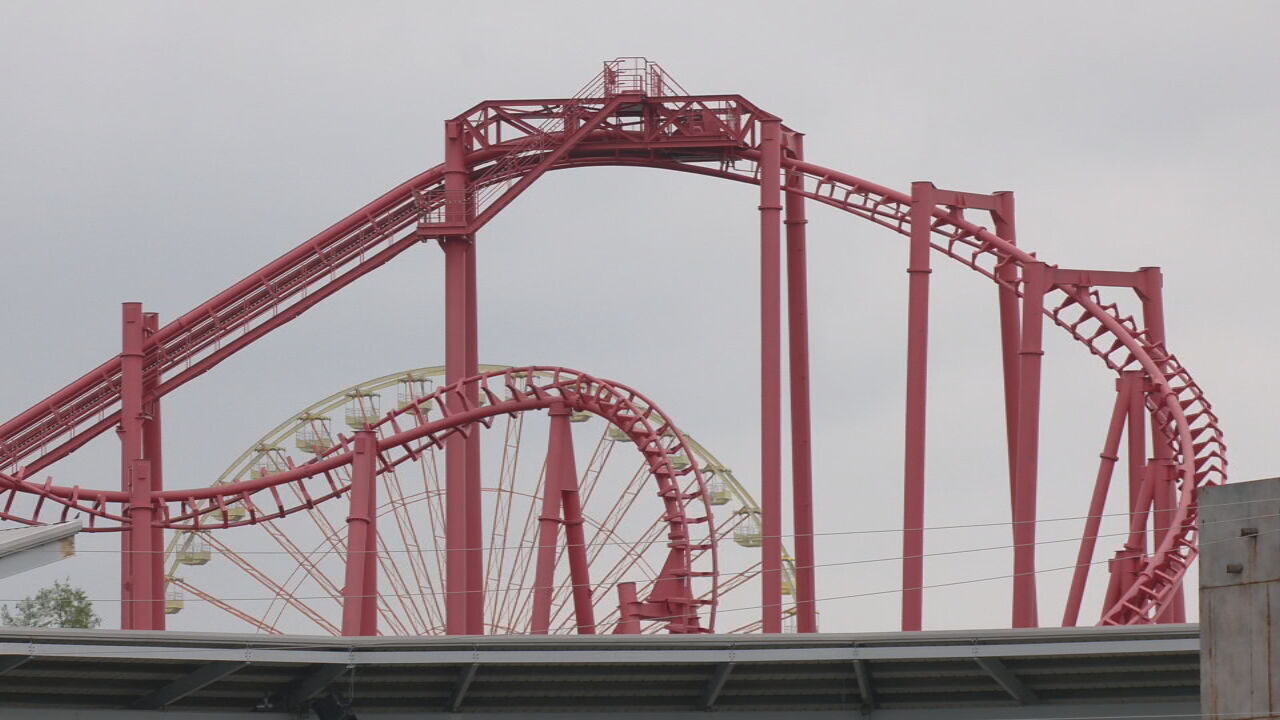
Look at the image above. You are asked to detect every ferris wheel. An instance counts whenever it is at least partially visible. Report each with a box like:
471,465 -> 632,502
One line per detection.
162,365 -> 798,635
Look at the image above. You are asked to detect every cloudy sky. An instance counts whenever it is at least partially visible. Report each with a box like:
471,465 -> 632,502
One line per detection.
1,1 -> 1276,634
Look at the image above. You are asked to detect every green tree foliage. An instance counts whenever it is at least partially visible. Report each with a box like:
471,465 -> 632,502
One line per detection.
1,579 -> 100,629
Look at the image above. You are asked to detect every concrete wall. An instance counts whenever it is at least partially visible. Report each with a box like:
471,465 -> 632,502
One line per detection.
1200,477 -> 1280,720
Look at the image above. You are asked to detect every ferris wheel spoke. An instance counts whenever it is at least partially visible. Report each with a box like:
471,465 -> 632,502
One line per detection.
727,618 -> 763,634
544,423 -> 613,619
549,513 -> 662,631
169,578 -> 284,634
498,459 -> 549,631
582,462 -> 649,564
370,423 -> 439,633
240,495 -> 348,609
575,424 -> 615,509
486,412 -> 524,631
374,530 -> 428,635
202,533 -> 340,635
545,459 -> 654,621
415,453 -> 448,625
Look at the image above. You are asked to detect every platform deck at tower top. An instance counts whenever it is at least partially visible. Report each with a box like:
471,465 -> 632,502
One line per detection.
0,624 -> 1199,718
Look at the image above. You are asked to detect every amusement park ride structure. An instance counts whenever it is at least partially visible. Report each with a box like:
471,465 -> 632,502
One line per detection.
0,58 -> 1225,637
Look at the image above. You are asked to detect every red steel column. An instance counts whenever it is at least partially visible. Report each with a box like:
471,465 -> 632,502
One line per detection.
119,302 -> 155,630
613,582 -> 641,634
141,312 -> 165,630
530,404 -> 568,634
785,133 -> 816,633
993,192 -> 1021,518
556,409 -> 596,634
1061,373 -> 1131,626
442,118 -> 470,635
1139,266 -> 1184,622
342,429 -> 378,636
758,118 -> 784,634
901,182 -> 934,631
1125,369 -> 1148,550
1011,261 -> 1049,628
464,236 -> 484,634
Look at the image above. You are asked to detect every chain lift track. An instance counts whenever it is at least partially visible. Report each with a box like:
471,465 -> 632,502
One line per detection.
0,58 -> 1225,632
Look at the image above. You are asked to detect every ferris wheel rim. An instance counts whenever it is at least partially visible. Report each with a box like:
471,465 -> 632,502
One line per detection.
166,364 -> 804,634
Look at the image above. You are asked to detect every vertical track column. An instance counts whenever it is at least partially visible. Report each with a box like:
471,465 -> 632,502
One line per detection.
441,118 -> 471,635
1105,369 -> 1148,606
1011,262 -> 1049,628
993,192 -> 1021,519
119,302 -> 154,630
901,182 -> 934,631
1062,373 -> 1131,626
556,408 -> 596,634
785,133 -> 816,633
464,236 -> 484,634
342,429 -> 379,636
1139,266 -> 1183,622
530,404 -> 568,634
141,312 -> 165,630
758,118 -> 784,635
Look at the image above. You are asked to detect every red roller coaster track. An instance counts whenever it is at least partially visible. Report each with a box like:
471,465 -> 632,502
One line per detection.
0,58 -> 1225,635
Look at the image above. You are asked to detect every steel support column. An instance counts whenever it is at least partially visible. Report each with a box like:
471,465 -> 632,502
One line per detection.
119,302 -> 155,630
142,311 -> 165,630
441,118 -> 471,636
1062,371 -> 1132,626
993,192 -> 1021,520
901,182 -> 934,631
758,118 -> 784,635
785,133 -> 816,633
530,404 -> 569,634
464,236 -> 484,634
1011,262 -> 1048,628
342,429 -> 378,636
613,581 -> 641,634
1139,266 -> 1184,623
441,237 -> 470,635
556,408 -> 595,634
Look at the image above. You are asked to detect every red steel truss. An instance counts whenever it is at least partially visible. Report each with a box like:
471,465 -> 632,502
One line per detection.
0,58 -> 1225,634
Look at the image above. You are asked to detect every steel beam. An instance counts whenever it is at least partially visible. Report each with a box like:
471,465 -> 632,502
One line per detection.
974,656 -> 1038,704
0,655 -> 30,675
785,132 -> 816,634
130,660 -> 248,709
758,116 -> 784,635
286,664 -> 350,708
447,663 -> 479,712
702,661 -> 735,709
901,182 -> 934,631
852,659 -> 875,710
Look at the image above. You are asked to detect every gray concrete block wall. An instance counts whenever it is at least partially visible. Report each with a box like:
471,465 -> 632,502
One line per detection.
1200,478 -> 1280,720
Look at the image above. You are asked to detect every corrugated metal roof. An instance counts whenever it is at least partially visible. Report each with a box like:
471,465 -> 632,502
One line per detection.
0,625 -> 1200,714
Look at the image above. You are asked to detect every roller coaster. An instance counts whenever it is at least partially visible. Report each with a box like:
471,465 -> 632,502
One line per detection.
0,58 -> 1225,636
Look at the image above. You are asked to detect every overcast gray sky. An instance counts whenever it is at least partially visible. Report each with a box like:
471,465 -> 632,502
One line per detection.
1,1 -> 1277,634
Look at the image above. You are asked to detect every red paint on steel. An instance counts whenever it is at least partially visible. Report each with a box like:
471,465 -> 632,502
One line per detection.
1012,261 -> 1048,627
464,238 -> 484,635
142,311 -> 166,631
442,236 -> 470,635
342,429 -> 378,636
1062,371 -> 1134,627
120,303 -> 157,630
785,132 -> 816,634
0,61 -> 1227,631
758,117 -> 784,635
613,581 -> 641,635
994,191 -> 1021,521
901,182 -> 933,631
530,404 -> 566,634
